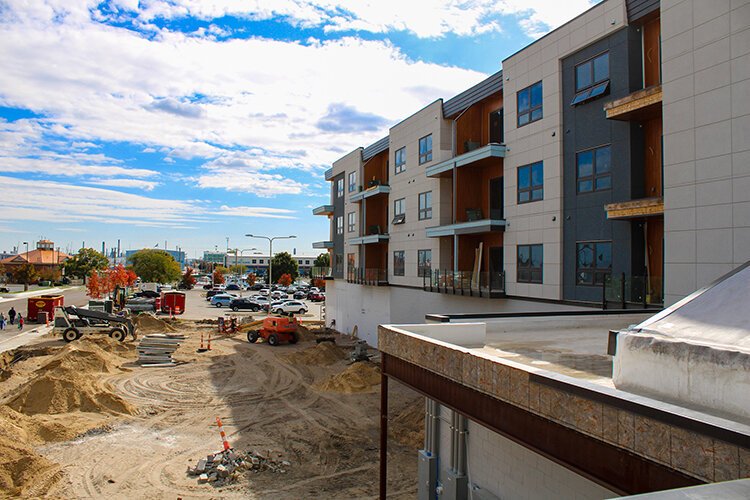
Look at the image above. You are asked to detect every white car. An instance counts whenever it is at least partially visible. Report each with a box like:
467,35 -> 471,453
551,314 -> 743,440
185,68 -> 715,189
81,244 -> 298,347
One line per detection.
272,300 -> 308,315
270,290 -> 288,300
258,288 -> 270,296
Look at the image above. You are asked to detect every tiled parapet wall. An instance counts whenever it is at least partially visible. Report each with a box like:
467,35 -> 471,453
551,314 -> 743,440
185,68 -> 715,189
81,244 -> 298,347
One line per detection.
378,324 -> 750,483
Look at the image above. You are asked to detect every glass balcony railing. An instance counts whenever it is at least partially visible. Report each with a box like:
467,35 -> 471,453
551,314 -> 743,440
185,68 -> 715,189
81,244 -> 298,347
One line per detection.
346,267 -> 388,286
601,273 -> 663,308
423,269 -> 505,297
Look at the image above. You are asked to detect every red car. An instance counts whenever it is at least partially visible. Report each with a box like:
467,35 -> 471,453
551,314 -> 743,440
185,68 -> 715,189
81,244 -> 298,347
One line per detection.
308,292 -> 325,302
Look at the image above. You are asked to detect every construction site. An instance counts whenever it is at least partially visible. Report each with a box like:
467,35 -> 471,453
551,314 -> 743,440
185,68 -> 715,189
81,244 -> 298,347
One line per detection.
0,313 -> 424,498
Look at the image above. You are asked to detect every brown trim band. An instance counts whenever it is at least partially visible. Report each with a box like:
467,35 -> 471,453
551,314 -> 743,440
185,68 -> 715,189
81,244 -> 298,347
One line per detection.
382,353 -> 702,496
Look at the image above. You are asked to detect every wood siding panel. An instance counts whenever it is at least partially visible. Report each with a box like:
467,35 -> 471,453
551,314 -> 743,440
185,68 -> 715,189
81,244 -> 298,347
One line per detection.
643,18 -> 661,87
644,117 -> 662,197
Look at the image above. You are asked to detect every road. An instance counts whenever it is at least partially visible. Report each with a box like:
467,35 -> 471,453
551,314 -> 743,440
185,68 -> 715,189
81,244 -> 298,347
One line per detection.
180,288 -> 325,322
0,287 -> 88,352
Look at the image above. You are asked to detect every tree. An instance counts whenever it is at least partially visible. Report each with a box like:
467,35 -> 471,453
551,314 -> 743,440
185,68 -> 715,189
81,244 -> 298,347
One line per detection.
212,269 -> 225,285
214,265 -> 228,276
37,266 -> 61,282
64,248 -> 109,284
181,267 -> 197,290
229,264 -> 246,275
128,249 -> 182,283
14,263 -> 39,291
270,252 -> 298,283
277,273 -> 293,287
313,252 -> 330,268
246,273 -> 256,287
86,270 -> 103,298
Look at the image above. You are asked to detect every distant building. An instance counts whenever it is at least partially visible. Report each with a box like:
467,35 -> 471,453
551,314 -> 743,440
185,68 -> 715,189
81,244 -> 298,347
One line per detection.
203,252 -> 226,264
224,253 -> 319,277
0,240 -> 69,276
125,248 -> 186,269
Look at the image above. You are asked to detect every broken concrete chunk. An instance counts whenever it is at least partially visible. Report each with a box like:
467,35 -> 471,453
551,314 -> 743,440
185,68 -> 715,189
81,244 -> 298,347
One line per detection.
198,474 -> 209,484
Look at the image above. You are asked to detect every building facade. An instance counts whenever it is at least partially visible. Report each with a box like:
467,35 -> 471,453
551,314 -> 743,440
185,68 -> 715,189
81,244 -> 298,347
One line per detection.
314,0 -> 750,346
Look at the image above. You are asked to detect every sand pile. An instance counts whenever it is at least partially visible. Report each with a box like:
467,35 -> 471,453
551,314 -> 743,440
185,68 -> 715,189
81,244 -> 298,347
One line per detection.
135,313 -> 177,333
0,405 -> 102,445
283,342 -> 346,366
0,435 -> 61,497
390,402 -> 425,449
315,361 -> 381,393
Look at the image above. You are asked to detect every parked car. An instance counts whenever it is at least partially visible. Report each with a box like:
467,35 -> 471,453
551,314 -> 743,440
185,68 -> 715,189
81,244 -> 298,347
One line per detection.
229,298 -> 260,312
206,289 -> 223,300
136,290 -> 160,299
272,300 -> 308,315
258,288 -> 270,296
225,283 -> 241,291
210,293 -> 237,307
203,283 -> 213,290
293,291 -> 306,300
270,290 -> 288,300
308,292 -> 325,302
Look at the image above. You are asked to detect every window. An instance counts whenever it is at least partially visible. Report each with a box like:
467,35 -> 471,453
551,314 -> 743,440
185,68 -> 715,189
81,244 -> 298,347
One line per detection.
577,146 -> 612,193
419,135 -> 433,164
393,198 -> 406,224
417,249 -> 432,278
418,191 -> 432,220
347,211 -> 356,232
393,251 -> 405,276
348,171 -> 356,192
572,52 -> 610,106
517,244 -> 543,283
517,81 -> 543,127
576,241 -> 612,285
395,147 -> 406,174
252,259 -> 257,264
337,178 -> 344,198
336,216 -> 343,235
517,162 -> 544,203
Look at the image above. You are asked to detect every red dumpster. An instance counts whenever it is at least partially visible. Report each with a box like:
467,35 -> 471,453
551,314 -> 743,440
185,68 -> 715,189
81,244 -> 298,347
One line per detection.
27,295 -> 64,322
161,291 -> 186,315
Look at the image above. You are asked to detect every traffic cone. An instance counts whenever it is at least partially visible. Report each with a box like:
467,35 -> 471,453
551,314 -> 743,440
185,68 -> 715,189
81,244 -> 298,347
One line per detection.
207,332 -> 212,351
216,416 -> 230,451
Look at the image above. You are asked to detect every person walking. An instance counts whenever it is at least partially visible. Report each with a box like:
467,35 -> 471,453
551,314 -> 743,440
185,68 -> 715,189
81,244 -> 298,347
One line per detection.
17,314 -> 24,330
0,312 -> 5,330
8,307 -> 16,325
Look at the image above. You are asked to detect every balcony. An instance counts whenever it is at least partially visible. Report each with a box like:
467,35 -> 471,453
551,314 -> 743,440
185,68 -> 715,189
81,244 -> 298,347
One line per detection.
349,182 -> 391,203
324,167 -> 334,181
350,233 -> 390,245
311,266 -> 334,280
423,269 -> 505,298
426,143 -> 506,178
426,218 -> 506,238
312,204 -> 334,216
346,267 -> 388,286
312,241 -> 334,249
603,85 -> 662,121
605,197 -> 663,220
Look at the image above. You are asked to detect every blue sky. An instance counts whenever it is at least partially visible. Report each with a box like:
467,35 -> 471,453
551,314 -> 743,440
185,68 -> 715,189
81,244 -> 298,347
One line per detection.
0,0 -> 597,259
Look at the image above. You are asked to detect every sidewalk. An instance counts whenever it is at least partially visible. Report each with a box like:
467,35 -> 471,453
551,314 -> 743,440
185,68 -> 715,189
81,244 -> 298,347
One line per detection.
0,286 -> 80,303
0,324 -> 53,354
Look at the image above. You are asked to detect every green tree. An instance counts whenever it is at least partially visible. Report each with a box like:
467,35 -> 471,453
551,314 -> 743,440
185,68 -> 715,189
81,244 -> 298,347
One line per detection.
228,264 -> 246,275
214,265 -> 228,276
270,252 -> 298,283
63,248 -> 109,284
14,263 -> 39,291
128,249 -> 181,283
313,253 -> 330,268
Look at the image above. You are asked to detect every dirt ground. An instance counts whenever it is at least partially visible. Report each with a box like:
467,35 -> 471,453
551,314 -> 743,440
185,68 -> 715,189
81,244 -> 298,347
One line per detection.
0,319 -> 423,499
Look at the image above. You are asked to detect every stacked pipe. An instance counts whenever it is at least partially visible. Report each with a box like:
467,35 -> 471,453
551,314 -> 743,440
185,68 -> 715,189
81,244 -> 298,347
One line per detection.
137,333 -> 186,367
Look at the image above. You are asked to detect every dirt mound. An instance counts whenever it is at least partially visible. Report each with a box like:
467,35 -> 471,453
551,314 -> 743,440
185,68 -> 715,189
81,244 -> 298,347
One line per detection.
315,361 -> 381,393
135,314 -> 177,333
39,341 -> 123,375
390,402 -> 425,449
0,435 -> 62,497
283,342 -> 346,366
0,405 -> 103,445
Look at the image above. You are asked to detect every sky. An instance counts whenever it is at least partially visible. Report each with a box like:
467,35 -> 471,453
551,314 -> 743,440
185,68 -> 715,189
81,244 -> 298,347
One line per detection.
0,0 -> 598,259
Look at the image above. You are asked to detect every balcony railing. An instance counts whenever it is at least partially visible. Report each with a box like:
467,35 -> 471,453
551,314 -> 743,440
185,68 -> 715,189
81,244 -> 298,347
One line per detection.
423,269 -> 506,297
601,273 -> 663,308
311,266 -> 331,279
346,267 -> 388,286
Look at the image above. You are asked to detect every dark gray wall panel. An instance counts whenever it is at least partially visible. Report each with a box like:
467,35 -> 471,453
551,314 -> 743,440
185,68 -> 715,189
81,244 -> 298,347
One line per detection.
332,172 -> 345,279
626,0 -> 659,23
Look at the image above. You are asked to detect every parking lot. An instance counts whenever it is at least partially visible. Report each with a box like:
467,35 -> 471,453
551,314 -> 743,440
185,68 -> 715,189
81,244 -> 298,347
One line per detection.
174,288 -> 326,322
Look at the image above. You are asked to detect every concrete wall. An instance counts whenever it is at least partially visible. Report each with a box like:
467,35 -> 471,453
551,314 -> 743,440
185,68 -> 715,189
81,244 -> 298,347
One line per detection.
324,280 -> 391,346
464,418 -> 616,499
502,0 -> 627,301
661,0 -> 750,305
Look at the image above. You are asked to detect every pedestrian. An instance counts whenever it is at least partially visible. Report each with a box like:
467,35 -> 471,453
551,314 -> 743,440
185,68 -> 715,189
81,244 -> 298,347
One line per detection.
8,307 -> 15,325
0,312 -> 5,330
17,315 -> 24,330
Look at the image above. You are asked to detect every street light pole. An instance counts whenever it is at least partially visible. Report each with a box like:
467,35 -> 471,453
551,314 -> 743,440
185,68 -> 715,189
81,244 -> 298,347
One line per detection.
246,234 -> 296,314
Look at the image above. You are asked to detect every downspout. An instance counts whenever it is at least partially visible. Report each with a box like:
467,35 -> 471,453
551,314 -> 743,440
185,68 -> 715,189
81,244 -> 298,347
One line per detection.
456,414 -> 467,476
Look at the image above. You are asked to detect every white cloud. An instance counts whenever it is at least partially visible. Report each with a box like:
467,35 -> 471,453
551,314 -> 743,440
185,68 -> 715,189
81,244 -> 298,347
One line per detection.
88,178 -> 160,190
216,205 -> 297,219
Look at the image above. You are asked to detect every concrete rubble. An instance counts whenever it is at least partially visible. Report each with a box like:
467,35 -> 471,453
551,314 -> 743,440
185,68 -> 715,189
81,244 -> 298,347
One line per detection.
186,448 -> 291,486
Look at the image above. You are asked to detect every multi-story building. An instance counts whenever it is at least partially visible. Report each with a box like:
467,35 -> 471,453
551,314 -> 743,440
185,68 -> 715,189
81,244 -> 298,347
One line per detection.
314,0 -> 750,347
223,253 -> 319,277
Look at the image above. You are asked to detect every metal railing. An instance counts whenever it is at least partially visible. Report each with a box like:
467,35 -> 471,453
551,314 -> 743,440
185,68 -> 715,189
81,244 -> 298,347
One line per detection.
311,266 -> 332,279
423,269 -> 506,297
346,267 -> 388,286
601,273 -> 663,308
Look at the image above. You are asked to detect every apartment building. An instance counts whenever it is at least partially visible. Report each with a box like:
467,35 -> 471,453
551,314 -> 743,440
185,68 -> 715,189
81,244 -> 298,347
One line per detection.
314,0 -> 750,346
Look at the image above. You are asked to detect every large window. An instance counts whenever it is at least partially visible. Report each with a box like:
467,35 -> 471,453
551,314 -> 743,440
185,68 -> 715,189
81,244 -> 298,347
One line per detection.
418,191 -> 432,220
517,162 -> 543,204
577,145 -> 612,193
336,216 -> 343,235
393,251 -> 405,276
348,171 -> 356,192
417,249 -> 432,278
576,241 -> 612,285
347,211 -> 356,232
517,244 -> 543,284
517,81 -> 543,127
419,135 -> 433,164
337,178 -> 344,198
395,147 -> 406,174
572,52 -> 610,106
393,198 -> 405,225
